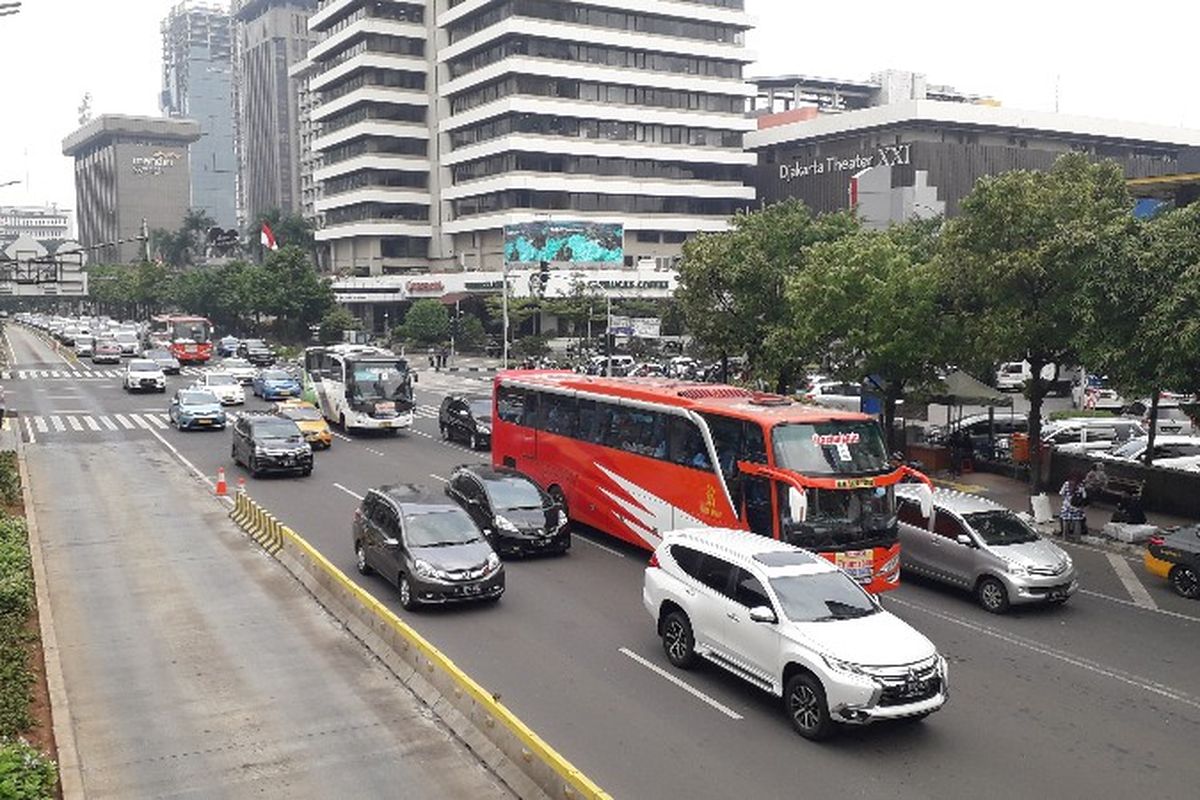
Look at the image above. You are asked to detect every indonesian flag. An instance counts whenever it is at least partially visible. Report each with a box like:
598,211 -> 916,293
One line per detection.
261,221 -> 278,251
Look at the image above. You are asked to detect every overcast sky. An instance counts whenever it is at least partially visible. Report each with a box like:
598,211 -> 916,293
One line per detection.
1,0 -> 1197,215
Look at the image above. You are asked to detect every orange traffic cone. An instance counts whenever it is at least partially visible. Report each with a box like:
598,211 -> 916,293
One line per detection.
215,467 -> 228,496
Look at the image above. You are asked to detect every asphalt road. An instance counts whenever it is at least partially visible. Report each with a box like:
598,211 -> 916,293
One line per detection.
7,323 -> 1200,799
5,325 -> 514,800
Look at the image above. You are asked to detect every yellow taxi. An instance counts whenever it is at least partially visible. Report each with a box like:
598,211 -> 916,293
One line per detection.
275,400 -> 333,449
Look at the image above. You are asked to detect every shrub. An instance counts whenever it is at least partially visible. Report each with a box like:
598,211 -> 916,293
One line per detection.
0,739 -> 58,800
0,452 -> 19,508
0,514 -> 34,738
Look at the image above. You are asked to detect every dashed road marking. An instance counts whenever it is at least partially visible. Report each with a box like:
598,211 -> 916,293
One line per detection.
333,482 -> 364,501
1106,552 -> 1159,610
619,648 -> 743,720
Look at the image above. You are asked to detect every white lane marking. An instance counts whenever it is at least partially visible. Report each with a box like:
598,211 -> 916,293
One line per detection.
99,416 -> 118,431
619,647 -> 743,720
114,414 -> 134,430
83,416 -> 101,432
147,414 -> 169,430
575,535 -> 627,558
1078,589 -> 1199,623
33,417 -> 48,434
23,416 -> 36,445
331,431 -> 352,442
144,427 -> 231,507
50,416 -> 65,432
67,416 -> 83,432
131,414 -> 152,430
1106,552 -> 1158,610
428,473 -> 448,483
333,482 -> 364,501
886,596 -> 1200,711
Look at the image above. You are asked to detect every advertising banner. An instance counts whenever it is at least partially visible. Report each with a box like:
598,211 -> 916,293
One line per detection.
503,221 -> 624,267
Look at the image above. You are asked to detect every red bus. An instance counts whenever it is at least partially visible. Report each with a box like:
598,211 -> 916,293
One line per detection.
149,314 -> 213,364
491,372 -> 932,593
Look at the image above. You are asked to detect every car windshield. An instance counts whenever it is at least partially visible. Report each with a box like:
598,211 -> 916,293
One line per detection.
350,362 -> 410,402
964,511 -> 1040,545
280,406 -> 321,421
244,340 -> 267,349
405,508 -> 481,547
253,419 -> 302,440
469,399 -> 492,420
772,421 -> 890,475
1110,439 -> 1146,458
129,361 -> 158,372
180,391 -> 218,405
224,358 -> 249,367
262,370 -> 292,381
146,349 -> 172,360
484,476 -> 544,510
768,572 -> 879,622
207,373 -> 236,386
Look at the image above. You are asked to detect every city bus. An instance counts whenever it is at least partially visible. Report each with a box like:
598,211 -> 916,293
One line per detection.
147,314 -> 214,364
303,344 -> 415,433
491,372 -> 933,593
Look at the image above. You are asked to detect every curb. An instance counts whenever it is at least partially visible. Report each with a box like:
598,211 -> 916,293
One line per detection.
16,438 -> 85,799
226,491 -> 610,800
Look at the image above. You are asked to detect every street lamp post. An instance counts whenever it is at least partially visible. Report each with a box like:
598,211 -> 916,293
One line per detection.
586,281 -> 613,376
501,259 -> 509,369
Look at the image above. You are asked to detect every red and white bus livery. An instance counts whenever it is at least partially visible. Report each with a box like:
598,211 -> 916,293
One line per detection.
149,315 -> 214,364
491,372 -> 932,593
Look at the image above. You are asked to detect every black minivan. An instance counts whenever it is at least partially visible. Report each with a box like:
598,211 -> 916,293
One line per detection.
353,484 -> 504,610
439,394 -> 492,450
445,465 -> 570,556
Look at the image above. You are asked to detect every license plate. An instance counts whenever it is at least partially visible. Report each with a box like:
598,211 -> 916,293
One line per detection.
900,680 -> 928,698
197,419 -> 212,425
1047,590 -> 1066,601
835,550 -> 874,582
278,390 -> 292,395
463,585 -> 481,595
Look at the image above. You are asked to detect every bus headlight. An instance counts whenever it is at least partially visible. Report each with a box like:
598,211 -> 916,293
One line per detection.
880,553 -> 900,576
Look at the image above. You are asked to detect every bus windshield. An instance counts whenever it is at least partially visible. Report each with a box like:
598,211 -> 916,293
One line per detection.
771,421 -> 890,475
349,362 -> 411,402
781,485 -> 897,551
173,320 -> 210,342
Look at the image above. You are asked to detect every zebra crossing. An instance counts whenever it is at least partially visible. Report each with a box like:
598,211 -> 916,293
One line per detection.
1,366 -> 208,381
17,409 -> 261,443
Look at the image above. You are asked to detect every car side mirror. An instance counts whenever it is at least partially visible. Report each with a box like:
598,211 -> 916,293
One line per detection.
955,534 -> 974,547
748,606 -> 777,624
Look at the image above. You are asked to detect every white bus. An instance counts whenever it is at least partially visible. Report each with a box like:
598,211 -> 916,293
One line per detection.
303,344 -> 415,433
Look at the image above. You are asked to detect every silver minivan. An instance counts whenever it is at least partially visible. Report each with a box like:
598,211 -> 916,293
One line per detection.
896,487 -> 1077,613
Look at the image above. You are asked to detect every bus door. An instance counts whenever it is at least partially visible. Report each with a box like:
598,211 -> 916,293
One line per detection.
742,476 -> 776,538
702,413 -> 773,537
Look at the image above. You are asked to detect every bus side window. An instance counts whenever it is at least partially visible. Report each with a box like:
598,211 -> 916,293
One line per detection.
543,394 -> 577,437
667,417 -> 710,469
497,386 -> 524,424
702,413 -> 743,478
520,391 -> 542,429
742,422 -> 767,463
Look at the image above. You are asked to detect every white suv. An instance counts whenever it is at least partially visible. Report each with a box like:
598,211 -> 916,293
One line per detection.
643,529 -> 947,740
124,359 -> 166,393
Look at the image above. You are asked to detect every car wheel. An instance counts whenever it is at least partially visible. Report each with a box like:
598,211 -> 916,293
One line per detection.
355,542 -> 372,576
301,467 -> 312,477
661,610 -> 697,669
398,574 -> 419,611
1169,564 -> 1200,599
439,423 -> 448,440
470,432 -> 480,450
784,672 -> 835,741
249,455 -> 262,479
977,576 -> 1010,614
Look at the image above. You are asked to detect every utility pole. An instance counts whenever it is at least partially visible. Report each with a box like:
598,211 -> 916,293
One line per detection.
501,259 -> 509,369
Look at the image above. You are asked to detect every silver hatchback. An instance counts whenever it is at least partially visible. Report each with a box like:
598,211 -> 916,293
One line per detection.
896,487 -> 1077,613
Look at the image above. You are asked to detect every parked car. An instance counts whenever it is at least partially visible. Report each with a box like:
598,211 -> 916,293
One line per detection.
220,357 -> 258,385
352,483 -> 504,610
643,528 -> 947,739
896,486 -> 1077,613
143,348 -> 182,375
123,359 -> 166,393
628,362 -> 666,378
217,335 -> 241,357
1145,526 -> 1200,599
194,371 -> 245,405
927,412 -> 1029,453
585,354 -> 634,376
274,399 -> 332,449
439,394 -> 492,450
1095,435 -> 1200,464
168,389 -> 227,431
238,338 -> 275,366
444,464 -> 570,556
1072,375 -> 1125,411
801,380 -> 863,412
1121,400 -> 1195,436
252,368 -> 302,400
231,414 -> 313,477
91,339 -> 122,364
1044,417 -> 1145,454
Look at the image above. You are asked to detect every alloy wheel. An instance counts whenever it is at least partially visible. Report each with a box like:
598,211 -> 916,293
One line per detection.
788,684 -> 821,734
664,619 -> 689,663
1170,565 -> 1199,599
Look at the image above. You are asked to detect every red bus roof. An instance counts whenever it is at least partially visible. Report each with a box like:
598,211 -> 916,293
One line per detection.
497,370 -> 871,424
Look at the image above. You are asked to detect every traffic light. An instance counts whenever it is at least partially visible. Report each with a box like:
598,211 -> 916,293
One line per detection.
539,260 -> 550,289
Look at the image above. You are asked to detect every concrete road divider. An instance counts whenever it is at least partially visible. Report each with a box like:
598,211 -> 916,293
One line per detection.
229,491 -> 610,800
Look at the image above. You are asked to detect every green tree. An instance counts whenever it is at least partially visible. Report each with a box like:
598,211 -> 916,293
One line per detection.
781,220 -> 947,450
398,299 -> 450,345
246,209 -> 316,263
455,314 -> 487,352
939,153 -> 1134,487
260,245 -> 333,338
151,208 -> 217,267
677,199 -> 859,391
318,306 -> 361,344
1078,204 -> 1200,464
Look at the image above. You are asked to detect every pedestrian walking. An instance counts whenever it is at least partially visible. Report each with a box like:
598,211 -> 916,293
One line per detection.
437,344 -> 449,370
428,346 -> 436,370
1059,472 -> 1089,541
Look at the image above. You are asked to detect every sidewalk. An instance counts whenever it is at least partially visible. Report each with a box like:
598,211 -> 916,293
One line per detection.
935,469 -> 1196,553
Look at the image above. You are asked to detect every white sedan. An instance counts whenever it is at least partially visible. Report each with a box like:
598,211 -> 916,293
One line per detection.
124,359 -> 166,393
193,371 -> 245,405
220,357 -> 259,385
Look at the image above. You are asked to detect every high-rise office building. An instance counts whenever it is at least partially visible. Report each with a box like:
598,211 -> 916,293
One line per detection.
301,0 -> 755,275
162,0 -> 237,229
232,0 -> 318,226
0,204 -> 72,243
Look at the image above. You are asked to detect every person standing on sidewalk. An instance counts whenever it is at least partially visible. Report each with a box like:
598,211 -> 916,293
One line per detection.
1060,472 -> 1088,541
